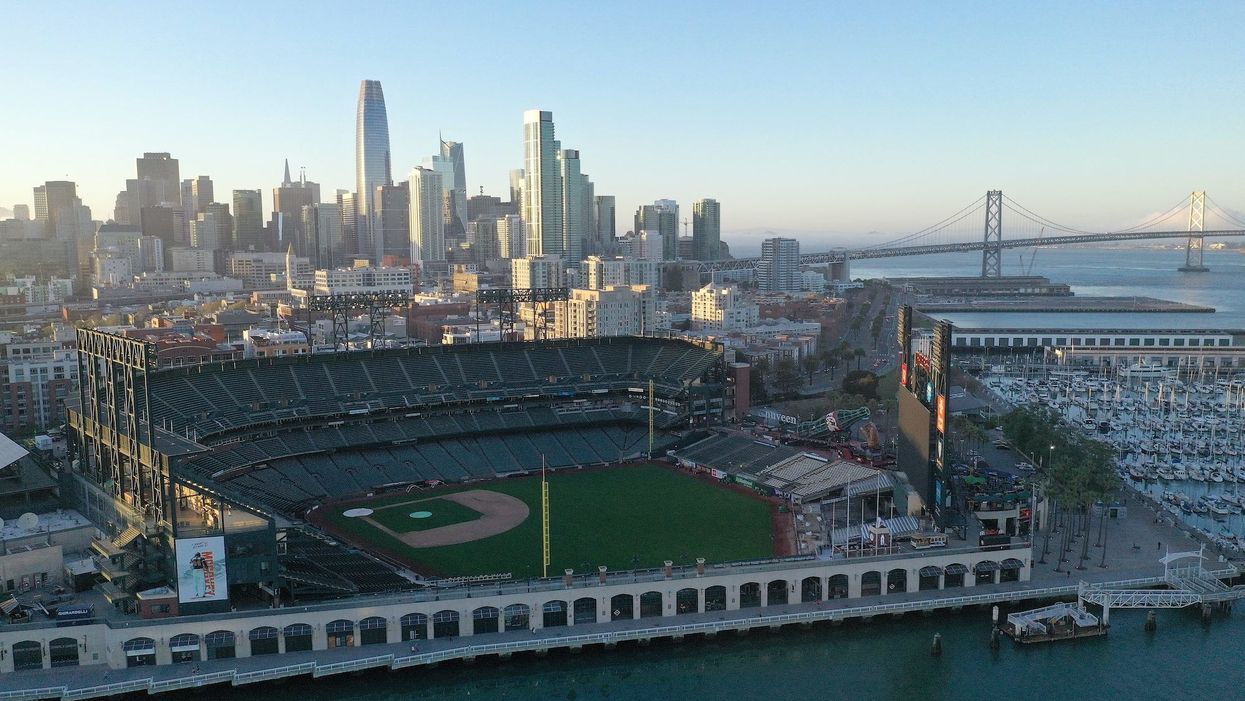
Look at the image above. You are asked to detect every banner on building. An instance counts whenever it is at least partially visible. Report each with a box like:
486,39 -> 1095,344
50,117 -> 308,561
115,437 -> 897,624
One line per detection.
175,536 -> 228,604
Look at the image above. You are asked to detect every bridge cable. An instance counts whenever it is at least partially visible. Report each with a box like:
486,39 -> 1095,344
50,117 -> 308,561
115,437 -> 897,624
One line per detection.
1205,194 -> 1245,229
1110,196 -> 1199,233
1001,196 -> 1097,235
859,198 -> 985,250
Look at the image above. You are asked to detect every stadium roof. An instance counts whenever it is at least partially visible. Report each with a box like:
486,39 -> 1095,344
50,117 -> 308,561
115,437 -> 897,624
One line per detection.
0,431 -> 29,469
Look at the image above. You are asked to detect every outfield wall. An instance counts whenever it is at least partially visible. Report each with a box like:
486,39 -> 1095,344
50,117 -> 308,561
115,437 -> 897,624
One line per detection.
0,544 -> 1030,673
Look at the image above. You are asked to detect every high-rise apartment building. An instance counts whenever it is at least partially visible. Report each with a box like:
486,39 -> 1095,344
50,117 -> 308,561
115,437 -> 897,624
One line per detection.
497,214 -> 525,259
356,80 -> 392,263
408,167 -> 445,263
758,237 -> 800,293
467,218 -> 500,261
635,201 -> 679,260
135,152 -> 181,207
560,285 -> 654,338
511,255 -> 564,289
509,169 -> 525,212
232,190 -> 264,251
581,256 -> 662,290
693,198 -> 721,261
522,110 -> 563,257
691,283 -> 759,330
594,195 -> 616,252
558,149 -> 591,263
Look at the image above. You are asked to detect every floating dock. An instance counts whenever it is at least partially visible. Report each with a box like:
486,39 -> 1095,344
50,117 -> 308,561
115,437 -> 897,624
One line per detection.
1001,602 -> 1106,644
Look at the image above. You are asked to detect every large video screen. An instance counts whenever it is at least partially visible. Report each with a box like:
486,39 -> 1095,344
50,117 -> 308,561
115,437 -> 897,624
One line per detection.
175,536 -> 228,604
897,387 -> 932,502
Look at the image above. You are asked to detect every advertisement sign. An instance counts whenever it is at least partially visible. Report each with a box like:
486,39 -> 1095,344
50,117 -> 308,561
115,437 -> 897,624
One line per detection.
176,536 -> 228,604
936,394 -> 947,434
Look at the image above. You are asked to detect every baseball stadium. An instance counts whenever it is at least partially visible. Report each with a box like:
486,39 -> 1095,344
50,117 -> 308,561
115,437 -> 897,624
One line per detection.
66,330 -> 777,613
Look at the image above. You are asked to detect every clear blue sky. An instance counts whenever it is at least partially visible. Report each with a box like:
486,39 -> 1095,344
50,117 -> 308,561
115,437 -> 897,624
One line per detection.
4,1 -> 1243,251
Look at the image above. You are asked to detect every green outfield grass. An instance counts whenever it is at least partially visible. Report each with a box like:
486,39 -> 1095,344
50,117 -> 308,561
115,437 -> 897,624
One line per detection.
369,497 -> 482,533
322,464 -> 775,579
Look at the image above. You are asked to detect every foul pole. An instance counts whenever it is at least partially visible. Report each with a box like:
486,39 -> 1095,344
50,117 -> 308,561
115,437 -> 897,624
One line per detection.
648,379 -> 655,457
541,455 -> 550,578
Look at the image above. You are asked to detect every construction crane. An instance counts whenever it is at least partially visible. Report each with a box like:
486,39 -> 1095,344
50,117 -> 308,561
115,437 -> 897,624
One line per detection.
1020,227 -> 1045,275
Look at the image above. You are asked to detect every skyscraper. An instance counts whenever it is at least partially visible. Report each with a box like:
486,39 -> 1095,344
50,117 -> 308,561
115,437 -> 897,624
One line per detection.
374,182 -> 410,261
522,110 -> 563,257
408,167 -> 445,263
274,160 -> 320,252
497,214 -> 525,259
635,201 -> 679,260
135,152 -> 181,207
440,138 -> 467,242
758,237 -> 800,293
558,149 -> 591,263
693,198 -> 721,261
232,190 -> 263,251
356,80 -> 392,264
594,195 -> 616,251
34,181 -> 79,237
189,176 -> 214,215
302,203 -> 343,268
508,169 -> 525,212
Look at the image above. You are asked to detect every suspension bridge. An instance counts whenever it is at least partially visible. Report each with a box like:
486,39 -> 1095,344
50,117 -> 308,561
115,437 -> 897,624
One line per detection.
699,190 -> 1245,276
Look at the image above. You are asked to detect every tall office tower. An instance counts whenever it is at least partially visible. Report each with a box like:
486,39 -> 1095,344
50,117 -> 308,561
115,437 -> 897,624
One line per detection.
190,207 -> 230,251
422,152 -> 463,248
273,160 -> 321,251
408,167 -> 445,263
467,194 -> 504,222
139,205 -> 177,255
335,190 -> 357,254
440,138 -> 467,242
374,182 -> 410,261
301,203 -> 342,269
635,201 -> 679,260
692,198 -> 721,261
180,180 -> 194,217
189,176 -> 214,214
594,195 -> 616,251
232,190 -> 264,251
112,190 -> 131,225
467,218 -> 499,261
508,169 -> 525,212
758,237 -> 800,293
356,80 -> 392,263
557,149 -> 592,262
13,204 -> 30,220
496,214 -> 525,259
34,181 -> 79,237
522,110 -> 563,257
135,152 -> 181,207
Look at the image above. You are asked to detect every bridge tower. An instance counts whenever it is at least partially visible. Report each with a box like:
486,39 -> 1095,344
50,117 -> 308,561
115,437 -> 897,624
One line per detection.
1179,191 -> 1209,272
980,190 -> 1003,278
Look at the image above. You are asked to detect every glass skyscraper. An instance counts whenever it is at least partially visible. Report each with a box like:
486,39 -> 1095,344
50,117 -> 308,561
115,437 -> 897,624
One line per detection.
523,110 -> 562,258
440,138 -> 467,243
356,80 -> 392,263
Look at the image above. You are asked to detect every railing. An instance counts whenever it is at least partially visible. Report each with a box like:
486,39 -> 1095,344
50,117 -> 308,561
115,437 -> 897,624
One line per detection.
233,661 -> 316,685
312,654 -> 394,676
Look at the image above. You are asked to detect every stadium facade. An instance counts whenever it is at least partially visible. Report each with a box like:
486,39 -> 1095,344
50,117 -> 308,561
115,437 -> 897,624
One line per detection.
66,329 -> 726,613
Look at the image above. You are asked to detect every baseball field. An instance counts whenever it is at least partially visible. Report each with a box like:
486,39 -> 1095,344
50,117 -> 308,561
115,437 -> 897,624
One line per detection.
316,463 -> 777,579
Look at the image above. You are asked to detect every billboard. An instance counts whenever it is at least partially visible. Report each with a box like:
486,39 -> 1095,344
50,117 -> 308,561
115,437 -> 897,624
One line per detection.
176,536 -> 228,604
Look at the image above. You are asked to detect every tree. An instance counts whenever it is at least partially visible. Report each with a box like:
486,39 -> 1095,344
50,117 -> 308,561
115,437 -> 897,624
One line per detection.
823,353 -> 840,380
801,355 -> 821,382
841,370 -> 880,400
774,359 -> 802,397
854,348 -> 867,370
749,358 -> 770,404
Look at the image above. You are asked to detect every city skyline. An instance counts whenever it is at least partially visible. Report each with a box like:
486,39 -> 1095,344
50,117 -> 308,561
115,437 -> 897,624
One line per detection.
3,2 -> 1245,247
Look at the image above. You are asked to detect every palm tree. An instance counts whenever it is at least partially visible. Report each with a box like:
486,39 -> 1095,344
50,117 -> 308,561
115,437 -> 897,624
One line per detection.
854,348 -> 867,371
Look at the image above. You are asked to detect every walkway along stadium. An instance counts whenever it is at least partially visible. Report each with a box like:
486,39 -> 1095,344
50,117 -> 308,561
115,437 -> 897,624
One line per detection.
1,322 -> 1241,699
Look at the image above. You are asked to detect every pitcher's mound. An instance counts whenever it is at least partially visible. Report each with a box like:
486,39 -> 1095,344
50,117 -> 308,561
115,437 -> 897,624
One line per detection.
373,490 -> 530,548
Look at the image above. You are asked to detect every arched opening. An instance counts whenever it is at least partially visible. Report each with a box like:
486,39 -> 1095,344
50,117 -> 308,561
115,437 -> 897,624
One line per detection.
739,582 -> 762,608
1000,558 -> 1024,583
284,623 -> 313,652
944,563 -> 967,588
205,630 -> 236,660
169,633 -> 200,663
705,585 -> 727,611
975,560 -> 1000,585
326,619 -> 355,648
543,600 -> 568,627
801,576 -> 822,602
359,616 -> 388,645
828,574 -> 849,599
400,613 -> 429,640
766,579 -> 789,606
248,627 -> 279,655
610,593 -> 634,620
123,637 -> 156,667
503,604 -> 529,632
573,597 -> 597,625
639,591 -> 663,618
919,565 -> 943,591
473,606 -> 500,634
48,637 -> 79,668
432,610 -> 460,638
860,571 -> 882,597
676,587 -> 699,614
12,640 -> 43,671
886,568 -> 908,594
